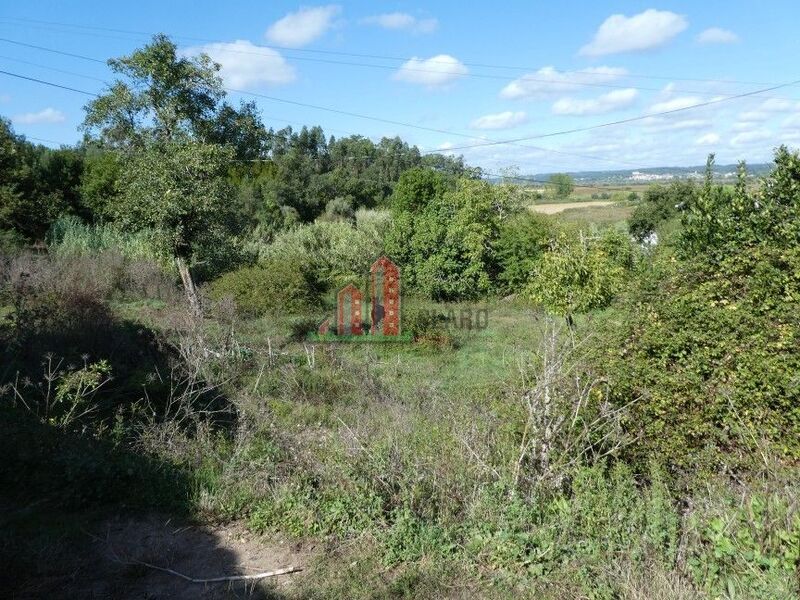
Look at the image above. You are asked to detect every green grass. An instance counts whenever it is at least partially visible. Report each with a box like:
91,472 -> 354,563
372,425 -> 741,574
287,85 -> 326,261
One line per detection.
308,331 -> 414,343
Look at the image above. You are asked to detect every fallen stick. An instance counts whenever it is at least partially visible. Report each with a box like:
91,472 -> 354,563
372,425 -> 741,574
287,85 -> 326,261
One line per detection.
133,561 -> 303,583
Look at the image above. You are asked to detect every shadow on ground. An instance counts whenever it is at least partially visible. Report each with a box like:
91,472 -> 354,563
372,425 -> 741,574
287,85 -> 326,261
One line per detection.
0,409 -> 302,599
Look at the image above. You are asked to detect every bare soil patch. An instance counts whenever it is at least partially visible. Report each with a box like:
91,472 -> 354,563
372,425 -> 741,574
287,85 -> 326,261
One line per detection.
531,200 -> 616,214
12,513 -> 313,599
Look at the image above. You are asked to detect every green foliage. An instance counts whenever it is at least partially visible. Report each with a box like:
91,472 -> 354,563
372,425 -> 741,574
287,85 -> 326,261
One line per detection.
0,119 -> 86,240
548,172 -> 575,199
686,479 -> 800,599
390,167 -> 449,214
79,145 -> 121,219
113,140 -> 239,270
47,215 -> 172,268
602,148 -> 800,469
387,177 -> 510,300
527,227 -> 635,317
210,255 -> 322,315
82,33 -> 224,147
253,218 -> 386,291
628,180 -> 696,242
495,212 -> 553,293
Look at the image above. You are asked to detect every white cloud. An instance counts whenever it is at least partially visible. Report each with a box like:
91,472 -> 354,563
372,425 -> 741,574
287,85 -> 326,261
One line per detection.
696,27 -> 739,44
695,132 -> 721,145
738,110 -> 769,122
265,5 -> 340,47
500,66 -> 627,100
580,9 -> 688,56
732,121 -> 760,132
760,98 -> 799,112
12,107 -> 65,124
782,113 -> 800,128
393,54 -> 468,87
731,129 -> 772,146
470,111 -> 527,130
552,88 -> 638,115
739,99 -> 799,122
644,117 -> 712,132
649,96 -> 703,113
361,12 -> 438,34
183,40 -> 296,89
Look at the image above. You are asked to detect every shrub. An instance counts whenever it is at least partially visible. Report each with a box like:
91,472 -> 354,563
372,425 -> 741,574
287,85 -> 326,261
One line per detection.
387,178 -> 508,300
599,150 -> 800,469
210,254 -> 322,316
526,227 -> 635,319
628,180 -> 696,242
0,229 -> 26,254
253,220 -> 385,292
495,212 -> 553,293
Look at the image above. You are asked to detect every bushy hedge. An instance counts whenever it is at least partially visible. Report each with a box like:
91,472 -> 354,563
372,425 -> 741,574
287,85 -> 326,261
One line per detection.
601,150 -> 800,470
210,254 -> 323,316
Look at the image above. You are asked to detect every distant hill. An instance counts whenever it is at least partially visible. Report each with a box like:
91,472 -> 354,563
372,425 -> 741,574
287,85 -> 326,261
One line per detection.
520,163 -> 774,186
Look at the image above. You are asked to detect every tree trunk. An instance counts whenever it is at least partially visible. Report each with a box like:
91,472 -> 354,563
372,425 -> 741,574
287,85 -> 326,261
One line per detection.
176,255 -> 202,319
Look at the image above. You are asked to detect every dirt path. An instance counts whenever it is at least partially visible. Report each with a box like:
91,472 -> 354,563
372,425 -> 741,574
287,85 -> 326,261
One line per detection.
531,200 -> 615,214
13,513 -> 313,599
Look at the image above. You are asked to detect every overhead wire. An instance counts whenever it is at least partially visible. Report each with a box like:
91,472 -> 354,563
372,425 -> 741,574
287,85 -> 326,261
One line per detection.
0,16 -> 782,87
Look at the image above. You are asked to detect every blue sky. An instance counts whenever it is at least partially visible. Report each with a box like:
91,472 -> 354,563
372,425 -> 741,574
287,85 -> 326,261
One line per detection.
1,1 -> 799,173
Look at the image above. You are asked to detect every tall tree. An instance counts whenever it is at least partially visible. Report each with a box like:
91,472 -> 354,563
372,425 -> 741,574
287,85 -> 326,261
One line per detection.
82,33 -> 224,148
548,173 -> 575,200
114,140 -> 236,317
82,35 -> 233,313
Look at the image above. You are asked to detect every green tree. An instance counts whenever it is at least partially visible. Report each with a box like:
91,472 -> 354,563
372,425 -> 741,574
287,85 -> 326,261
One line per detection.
548,173 -> 575,200
628,180 -> 696,242
112,140 -> 237,316
82,35 -> 243,314
390,167 -> 448,214
526,228 -> 634,323
495,212 -> 553,293
0,120 -> 84,240
388,177 -> 502,300
82,33 -> 224,148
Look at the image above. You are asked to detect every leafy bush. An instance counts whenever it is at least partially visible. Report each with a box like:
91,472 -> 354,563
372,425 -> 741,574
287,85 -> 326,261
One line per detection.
0,229 -> 26,254
210,254 -> 322,315
495,212 -> 553,293
387,177 -> 513,300
526,227 -> 635,318
628,180 -> 696,242
601,150 -> 800,469
253,219 -> 386,291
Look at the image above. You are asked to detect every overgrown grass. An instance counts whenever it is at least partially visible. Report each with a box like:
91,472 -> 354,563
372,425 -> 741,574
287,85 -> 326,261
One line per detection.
47,215 -> 173,270
3,248 -> 800,599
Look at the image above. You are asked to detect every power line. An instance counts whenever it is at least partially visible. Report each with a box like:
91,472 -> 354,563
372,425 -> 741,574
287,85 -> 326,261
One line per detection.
0,37 -> 105,63
1,28 -> 795,101
0,54 -> 108,82
431,78 -> 800,154
0,70 -> 712,188
0,16 -> 780,88
0,69 -> 98,96
3,53 -> 796,171
0,43 -> 644,168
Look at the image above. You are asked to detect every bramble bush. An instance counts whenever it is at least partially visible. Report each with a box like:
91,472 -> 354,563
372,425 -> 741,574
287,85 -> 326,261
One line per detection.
601,149 -> 800,471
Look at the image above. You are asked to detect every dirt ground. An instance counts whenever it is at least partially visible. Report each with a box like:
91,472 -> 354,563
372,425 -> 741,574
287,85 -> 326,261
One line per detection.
531,200 -> 616,214
10,513 -> 313,599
